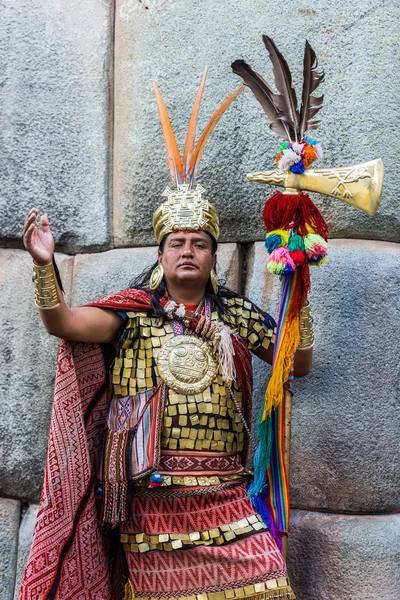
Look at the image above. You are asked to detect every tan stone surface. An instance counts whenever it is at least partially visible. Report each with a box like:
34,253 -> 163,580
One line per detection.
0,0 -> 113,251
13,505 -> 38,600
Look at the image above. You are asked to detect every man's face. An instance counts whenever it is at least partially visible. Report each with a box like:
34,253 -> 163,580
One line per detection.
158,231 -> 216,288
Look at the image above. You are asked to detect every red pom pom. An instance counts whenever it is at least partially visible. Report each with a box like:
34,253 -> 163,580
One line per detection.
290,250 -> 306,265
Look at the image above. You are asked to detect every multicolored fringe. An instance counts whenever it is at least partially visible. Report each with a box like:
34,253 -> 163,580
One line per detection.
100,384 -> 168,526
250,189 -> 328,546
263,274 -> 300,419
249,275 -> 296,549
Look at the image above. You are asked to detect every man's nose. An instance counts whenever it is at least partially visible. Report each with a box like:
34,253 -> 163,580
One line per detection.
181,243 -> 194,257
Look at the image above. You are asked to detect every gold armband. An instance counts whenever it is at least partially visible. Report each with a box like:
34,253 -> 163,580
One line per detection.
298,302 -> 314,350
33,262 -> 61,310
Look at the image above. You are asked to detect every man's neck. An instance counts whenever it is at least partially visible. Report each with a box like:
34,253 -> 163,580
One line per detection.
166,282 -> 206,307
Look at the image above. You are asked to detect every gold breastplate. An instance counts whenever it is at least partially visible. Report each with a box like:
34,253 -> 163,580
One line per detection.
157,335 -> 218,395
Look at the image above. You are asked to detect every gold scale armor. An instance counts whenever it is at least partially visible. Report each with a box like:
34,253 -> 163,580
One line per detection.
108,297 -> 275,489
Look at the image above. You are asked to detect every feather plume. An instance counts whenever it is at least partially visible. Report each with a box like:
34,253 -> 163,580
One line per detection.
188,84 -> 244,179
299,41 -> 325,139
182,68 -> 208,178
231,59 -> 291,141
262,35 -> 299,142
153,82 -> 183,183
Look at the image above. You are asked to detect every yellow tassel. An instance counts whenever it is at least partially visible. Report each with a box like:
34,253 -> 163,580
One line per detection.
124,579 -> 135,600
262,314 -> 300,421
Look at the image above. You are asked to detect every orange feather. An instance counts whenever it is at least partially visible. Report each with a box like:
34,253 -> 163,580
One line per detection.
182,67 -> 208,179
153,82 -> 183,182
188,85 -> 244,177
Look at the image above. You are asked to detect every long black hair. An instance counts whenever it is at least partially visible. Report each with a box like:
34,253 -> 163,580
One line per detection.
129,235 -> 242,320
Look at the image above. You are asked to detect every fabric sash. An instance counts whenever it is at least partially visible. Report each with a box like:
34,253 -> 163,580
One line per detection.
19,289 -> 153,600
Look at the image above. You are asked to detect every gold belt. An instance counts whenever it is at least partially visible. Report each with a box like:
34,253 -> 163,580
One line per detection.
121,513 -> 266,553
133,473 -> 245,488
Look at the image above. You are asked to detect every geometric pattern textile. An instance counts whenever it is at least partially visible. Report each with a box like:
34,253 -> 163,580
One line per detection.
122,483 -> 295,598
121,482 -> 257,534
126,531 -> 290,598
19,289 -> 154,600
158,451 -> 243,474
18,341 -> 112,600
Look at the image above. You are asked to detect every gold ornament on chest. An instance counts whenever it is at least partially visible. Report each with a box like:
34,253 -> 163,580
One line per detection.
157,335 -> 218,395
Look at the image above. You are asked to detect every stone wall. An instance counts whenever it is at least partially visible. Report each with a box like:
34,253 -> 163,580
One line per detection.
0,1 -> 399,599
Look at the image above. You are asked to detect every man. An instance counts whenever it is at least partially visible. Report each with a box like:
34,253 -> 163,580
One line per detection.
20,75 -> 313,600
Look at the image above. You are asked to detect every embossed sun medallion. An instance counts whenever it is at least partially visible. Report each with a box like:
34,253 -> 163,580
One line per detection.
157,335 -> 218,395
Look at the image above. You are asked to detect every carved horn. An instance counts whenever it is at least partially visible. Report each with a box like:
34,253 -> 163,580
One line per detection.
247,158 -> 384,216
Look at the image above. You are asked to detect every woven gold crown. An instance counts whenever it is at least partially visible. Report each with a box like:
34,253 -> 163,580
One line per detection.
153,183 -> 220,244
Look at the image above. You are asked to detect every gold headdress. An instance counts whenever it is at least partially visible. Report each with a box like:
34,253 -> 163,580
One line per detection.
152,69 -> 244,244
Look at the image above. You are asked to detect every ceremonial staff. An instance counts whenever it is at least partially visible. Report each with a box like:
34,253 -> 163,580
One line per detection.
232,36 -> 384,557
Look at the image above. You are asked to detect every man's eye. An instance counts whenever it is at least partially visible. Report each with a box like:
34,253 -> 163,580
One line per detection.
195,244 -> 205,248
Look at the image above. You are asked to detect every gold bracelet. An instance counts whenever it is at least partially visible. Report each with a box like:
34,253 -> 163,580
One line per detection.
33,262 -> 61,310
298,302 -> 314,350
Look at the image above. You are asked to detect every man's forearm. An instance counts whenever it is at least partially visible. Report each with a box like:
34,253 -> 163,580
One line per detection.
293,346 -> 313,377
33,261 -> 75,337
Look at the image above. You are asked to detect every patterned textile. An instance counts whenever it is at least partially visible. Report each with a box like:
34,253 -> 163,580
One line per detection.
101,385 -> 168,525
159,451 -> 243,474
122,483 -> 295,599
19,290 -> 153,600
19,341 -> 111,600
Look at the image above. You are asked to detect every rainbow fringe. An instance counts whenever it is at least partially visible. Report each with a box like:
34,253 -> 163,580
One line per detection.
248,273 -> 297,549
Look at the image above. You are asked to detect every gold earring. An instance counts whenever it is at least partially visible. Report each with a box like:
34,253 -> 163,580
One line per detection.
149,264 -> 164,290
210,269 -> 219,294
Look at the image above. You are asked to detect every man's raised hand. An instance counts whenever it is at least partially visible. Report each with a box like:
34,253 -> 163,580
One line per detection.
23,208 -> 55,265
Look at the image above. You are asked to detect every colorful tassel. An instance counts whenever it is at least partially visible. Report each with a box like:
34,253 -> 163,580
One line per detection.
290,160 -> 305,174
267,248 -> 296,275
276,138 -> 322,172
287,233 -> 305,252
149,471 -> 164,488
263,191 -> 328,240
265,229 -> 289,253
254,186 -> 329,543
309,255 -> 328,266
304,233 -> 328,261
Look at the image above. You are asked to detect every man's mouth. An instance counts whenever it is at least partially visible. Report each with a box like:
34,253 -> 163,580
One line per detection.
179,262 -> 198,269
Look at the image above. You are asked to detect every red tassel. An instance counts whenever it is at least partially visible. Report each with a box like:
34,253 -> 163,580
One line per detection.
286,262 -> 311,321
263,191 -> 328,240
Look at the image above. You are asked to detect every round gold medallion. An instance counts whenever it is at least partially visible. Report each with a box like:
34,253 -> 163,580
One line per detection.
157,335 -> 218,395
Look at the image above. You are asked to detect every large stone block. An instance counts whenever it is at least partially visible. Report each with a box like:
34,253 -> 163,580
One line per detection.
246,240 -> 400,513
288,510 -> 400,600
0,250 -> 73,502
113,0 -> 399,246
70,243 -> 241,306
13,505 -> 38,600
0,0 -> 113,251
0,498 -> 20,600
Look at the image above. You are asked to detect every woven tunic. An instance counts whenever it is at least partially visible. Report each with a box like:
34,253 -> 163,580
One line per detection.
104,296 -> 295,600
